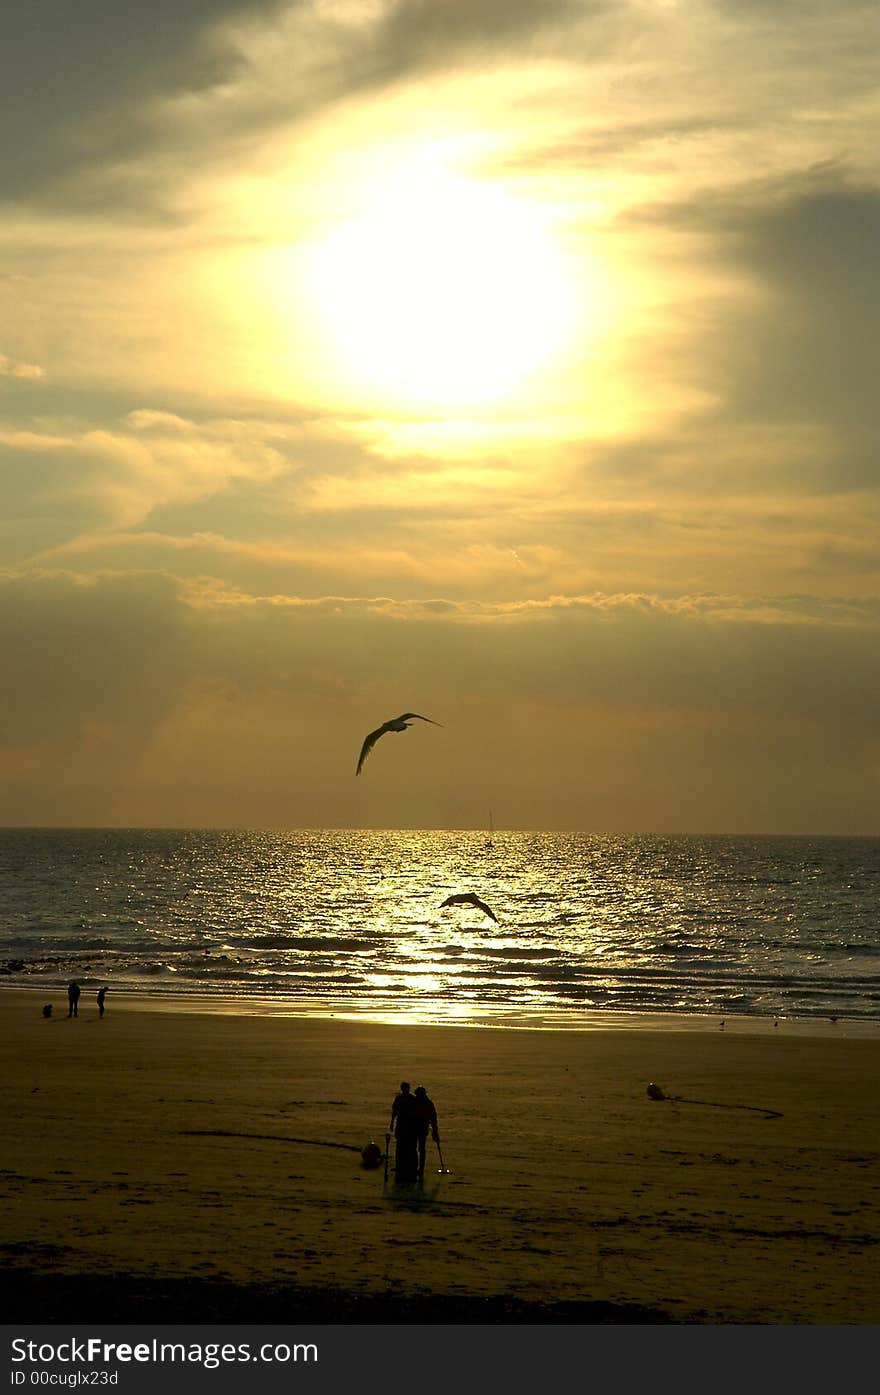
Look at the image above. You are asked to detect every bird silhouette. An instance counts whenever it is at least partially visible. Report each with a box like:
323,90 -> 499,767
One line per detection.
355,712 -> 442,775
440,892 -> 498,923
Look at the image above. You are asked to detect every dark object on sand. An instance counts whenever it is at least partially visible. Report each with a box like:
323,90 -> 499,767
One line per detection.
361,1141 -> 383,1170
42,1004 -> 53,1019
646,1080 -> 781,1120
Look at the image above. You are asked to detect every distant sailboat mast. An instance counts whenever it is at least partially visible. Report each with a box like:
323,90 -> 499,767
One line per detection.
486,809 -> 494,849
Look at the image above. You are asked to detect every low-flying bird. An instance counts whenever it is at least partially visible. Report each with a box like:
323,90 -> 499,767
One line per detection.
440,892 -> 498,923
355,712 -> 443,776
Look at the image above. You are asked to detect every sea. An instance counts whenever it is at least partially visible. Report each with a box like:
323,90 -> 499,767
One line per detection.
0,828 -> 878,1032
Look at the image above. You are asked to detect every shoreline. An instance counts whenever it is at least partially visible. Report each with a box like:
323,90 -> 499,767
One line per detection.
4,985 -> 877,1039
4,989 -> 879,1323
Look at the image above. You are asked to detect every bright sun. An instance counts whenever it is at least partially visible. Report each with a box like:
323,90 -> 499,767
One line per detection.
303,167 -> 576,411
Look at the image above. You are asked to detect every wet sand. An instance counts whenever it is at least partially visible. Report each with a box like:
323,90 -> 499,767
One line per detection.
2,990 -> 878,1323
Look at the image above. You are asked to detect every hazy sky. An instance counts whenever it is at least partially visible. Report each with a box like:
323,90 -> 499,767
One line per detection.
2,0 -> 878,832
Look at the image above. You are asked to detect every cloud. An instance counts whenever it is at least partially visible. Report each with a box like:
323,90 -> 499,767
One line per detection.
0,1 -> 289,205
718,182 -> 880,481
361,0 -> 596,83
1,2 -> 877,833
10,411 -> 877,603
0,569 -> 188,750
1,570 -> 876,830
0,410 -> 292,560
0,354 -> 44,380
636,170 -> 880,491
0,0 -> 609,215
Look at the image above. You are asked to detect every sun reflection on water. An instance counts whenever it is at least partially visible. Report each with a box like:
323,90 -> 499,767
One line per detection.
3,827 -> 878,1026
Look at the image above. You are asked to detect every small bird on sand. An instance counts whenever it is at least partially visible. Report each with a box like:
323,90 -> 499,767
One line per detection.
440,892 -> 498,923
355,712 -> 442,775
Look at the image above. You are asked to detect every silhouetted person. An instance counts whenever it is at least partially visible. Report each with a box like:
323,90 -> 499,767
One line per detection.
390,1080 -> 419,1184
414,1085 -> 440,1180
390,1080 -> 411,1132
97,986 -> 107,1017
67,981 -> 80,1018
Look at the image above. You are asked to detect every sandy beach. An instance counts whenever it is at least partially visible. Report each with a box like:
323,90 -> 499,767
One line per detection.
2,989 -> 878,1324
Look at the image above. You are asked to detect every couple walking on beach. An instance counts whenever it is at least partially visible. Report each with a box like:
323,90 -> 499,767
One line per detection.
390,1081 -> 440,1185
66,982 -> 108,1017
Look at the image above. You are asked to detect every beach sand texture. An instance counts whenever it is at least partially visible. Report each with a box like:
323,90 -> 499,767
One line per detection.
2,991 -> 879,1324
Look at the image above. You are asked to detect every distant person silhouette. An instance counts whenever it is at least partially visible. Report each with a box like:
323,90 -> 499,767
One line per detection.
390,1080 -> 419,1185
97,986 -> 107,1017
67,981 -> 80,1018
414,1085 -> 440,1180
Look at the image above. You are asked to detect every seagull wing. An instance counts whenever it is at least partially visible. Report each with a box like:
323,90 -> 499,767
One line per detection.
398,712 -> 444,726
472,896 -> 498,923
356,722 -> 391,776
440,892 -> 498,922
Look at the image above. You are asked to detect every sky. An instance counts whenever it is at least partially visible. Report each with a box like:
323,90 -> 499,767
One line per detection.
2,0 -> 878,833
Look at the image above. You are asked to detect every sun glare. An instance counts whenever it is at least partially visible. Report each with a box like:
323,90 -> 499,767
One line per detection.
226,130 -> 617,426
303,166 -> 578,411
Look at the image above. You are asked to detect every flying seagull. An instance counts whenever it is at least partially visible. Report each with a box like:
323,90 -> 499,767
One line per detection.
355,712 -> 443,776
440,892 -> 498,923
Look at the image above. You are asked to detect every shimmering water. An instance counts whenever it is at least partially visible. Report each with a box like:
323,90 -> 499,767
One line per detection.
1,828 -> 878,1027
